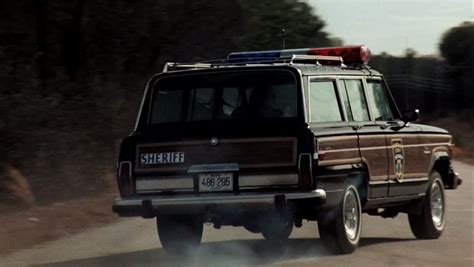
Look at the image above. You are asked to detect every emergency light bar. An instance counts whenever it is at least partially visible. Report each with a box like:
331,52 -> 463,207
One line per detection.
227,45 -> 371,65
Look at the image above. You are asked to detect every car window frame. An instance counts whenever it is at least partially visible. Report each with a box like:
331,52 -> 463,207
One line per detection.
336,77 -> 371,123
363,76 -> 402,122
146,68 -> 303,125
307,76 -> 347,124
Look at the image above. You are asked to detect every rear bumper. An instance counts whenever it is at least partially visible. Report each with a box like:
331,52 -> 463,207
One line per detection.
112,189 -> 326,217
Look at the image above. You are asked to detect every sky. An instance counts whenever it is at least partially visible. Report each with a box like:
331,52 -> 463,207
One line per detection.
307,0 -> 474,55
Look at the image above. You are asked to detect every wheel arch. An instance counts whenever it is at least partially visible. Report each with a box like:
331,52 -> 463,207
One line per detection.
429,151 -> 450,186
316,163 -> 369,212
346,166 -> 369,206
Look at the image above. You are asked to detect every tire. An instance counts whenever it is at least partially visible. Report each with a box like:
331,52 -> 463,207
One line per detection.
156,215 -> 203,253
318,183 -> 362,254
408,172 -> 445,239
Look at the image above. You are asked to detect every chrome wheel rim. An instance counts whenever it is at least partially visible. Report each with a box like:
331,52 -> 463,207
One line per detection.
343,188 -> 360,241
431,181 -> 444,229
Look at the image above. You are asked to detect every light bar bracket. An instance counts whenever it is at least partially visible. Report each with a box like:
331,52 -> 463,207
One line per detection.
288,55 -> 344,65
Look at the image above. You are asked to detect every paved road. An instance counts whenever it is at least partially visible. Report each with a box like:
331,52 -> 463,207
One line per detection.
1,161 -> 472,267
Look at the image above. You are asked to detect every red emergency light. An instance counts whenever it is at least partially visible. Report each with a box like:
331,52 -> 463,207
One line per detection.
307,45 -> 371,65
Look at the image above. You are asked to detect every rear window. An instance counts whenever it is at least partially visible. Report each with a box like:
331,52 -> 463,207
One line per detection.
149,70 -> 298,124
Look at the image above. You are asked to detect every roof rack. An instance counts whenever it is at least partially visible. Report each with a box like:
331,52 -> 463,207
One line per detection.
162,45 -> 370,72
289,54 -> 344,65
162,55 -> 345,72
162,62 -> 214,72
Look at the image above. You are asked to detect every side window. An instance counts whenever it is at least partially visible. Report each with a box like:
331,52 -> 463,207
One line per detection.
309,80 -> 343,123
366,80 -> 395,121
340,79 -> 369,121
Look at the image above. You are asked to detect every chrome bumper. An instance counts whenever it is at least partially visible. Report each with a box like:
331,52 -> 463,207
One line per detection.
112,189 -> 326,217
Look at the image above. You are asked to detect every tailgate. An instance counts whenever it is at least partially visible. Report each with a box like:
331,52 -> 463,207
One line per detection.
134,137 -> 302,193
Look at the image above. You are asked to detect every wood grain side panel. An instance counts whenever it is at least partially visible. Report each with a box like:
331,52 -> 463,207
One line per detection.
358,135 -> 388,181
317,136 -> 360,166
418,134 -> 451,144
387,143 -> 421,178
418,134 -> 451,174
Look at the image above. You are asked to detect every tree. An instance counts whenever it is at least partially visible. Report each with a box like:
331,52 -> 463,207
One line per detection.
0,0 -> 340,203
238,0 -> 337,50
439,22 -> 474,109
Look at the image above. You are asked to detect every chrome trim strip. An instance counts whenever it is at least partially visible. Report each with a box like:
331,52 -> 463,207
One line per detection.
240,185 -> 299,190
323,164 -> 354,171
239,174 -> 299,187
368,180 -> 389,185
318,135 -> 359,141
188,163 -> 239,173
138,189 -> 194,193
113,189 -> 327,207
403,143 -> 450,148
318,158 -> 361,166
369,177 -> 429,185
388,177 -> 429,183
136,177 -> 193,191
388,173 -> 427,179
319,142 -> 450,154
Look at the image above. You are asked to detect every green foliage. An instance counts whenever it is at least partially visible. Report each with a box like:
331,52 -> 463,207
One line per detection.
439,22 -> 474,67
238,0 -> 334,50
370,22 -> 474,119
370,52 -> 451,115
439,22 -> 474,109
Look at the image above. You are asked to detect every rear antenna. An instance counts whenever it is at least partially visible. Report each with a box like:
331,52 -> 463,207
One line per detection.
281,28 -> 286,49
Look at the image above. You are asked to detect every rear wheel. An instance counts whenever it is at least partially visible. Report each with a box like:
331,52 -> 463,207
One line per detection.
156,215 -> 203,254
318,183 -> 362,254
408,172 -> 445,239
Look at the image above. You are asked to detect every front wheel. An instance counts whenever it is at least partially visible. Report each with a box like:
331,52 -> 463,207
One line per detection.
408,172 -> 446,239
157,215 -> 203,254
318,183 -> 362,254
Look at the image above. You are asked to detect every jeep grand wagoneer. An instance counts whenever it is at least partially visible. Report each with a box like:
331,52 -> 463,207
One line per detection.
112,45 -> 462,254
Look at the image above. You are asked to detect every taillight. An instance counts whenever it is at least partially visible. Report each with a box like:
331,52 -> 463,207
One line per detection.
118,161 -> 133,196
298,153 -> 313,188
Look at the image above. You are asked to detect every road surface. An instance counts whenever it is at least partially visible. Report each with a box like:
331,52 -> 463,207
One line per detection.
1,161 -> 472,267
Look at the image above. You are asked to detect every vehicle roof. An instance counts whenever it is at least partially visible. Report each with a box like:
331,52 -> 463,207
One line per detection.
159,63 -> 383,78
291,64 -> 382,77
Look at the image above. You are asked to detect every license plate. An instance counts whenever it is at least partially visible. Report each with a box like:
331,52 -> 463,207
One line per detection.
198,173 -> 233,192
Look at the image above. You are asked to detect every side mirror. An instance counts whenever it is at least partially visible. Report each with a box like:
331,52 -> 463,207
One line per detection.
403,109 -> 419,123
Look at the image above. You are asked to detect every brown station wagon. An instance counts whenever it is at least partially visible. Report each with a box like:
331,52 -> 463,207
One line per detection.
112,46 -> 462,254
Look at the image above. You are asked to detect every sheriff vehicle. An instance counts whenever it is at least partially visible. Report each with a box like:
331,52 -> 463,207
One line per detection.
112,45 -> 462,254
